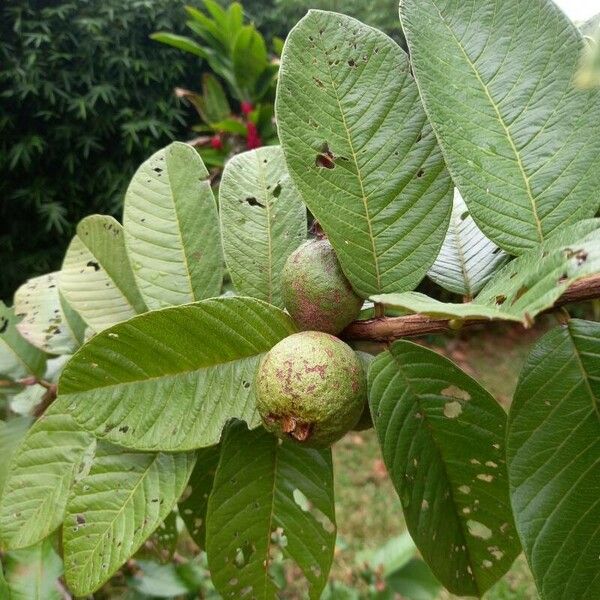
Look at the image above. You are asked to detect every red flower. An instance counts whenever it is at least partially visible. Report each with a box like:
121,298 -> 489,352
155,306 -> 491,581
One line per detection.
241,101 -> 254,116
246,122 -> 262,149
210,134 -> 223,150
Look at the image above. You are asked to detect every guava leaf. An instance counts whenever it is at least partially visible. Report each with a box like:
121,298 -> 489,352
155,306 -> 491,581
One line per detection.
63,443 -> 195,596
0,400 -> 95,550
14,272 -> 84,354
0,417 -> 31,498
400,0 -> 600,254
370,291 -> 517,323
179,444 -> 221,549
59,215 -> 147,332
507,320 -> 600,600
3,538 -> 63,600
375,220 -> 600,326
0,302 -> 46,381
369,341 -> 520,596
477,220 -> 600,321
206,423 -> 336,600
123,142 -> 223,309
220,146 -> 306,307
428,190 -> 509,297
59,297 -> 297,451
276,10 -> 452,297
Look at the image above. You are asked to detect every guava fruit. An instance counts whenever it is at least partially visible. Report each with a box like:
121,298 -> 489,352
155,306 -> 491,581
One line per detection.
281,238 -> 363,334
255,331 -> 366,448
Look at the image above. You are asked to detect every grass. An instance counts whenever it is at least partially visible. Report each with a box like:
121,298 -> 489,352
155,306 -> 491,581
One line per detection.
330,320 -> 551,598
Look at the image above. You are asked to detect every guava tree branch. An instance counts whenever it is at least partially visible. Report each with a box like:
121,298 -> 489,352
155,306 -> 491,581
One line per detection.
343,274 -> 600,343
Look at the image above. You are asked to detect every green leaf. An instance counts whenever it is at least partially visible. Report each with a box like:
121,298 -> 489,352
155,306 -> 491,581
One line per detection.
179,444 -> 221,549
477,220 -> 600,321
576,30 -> 600,89
428,191 -> 509,297
355,531 -> 416,576
0,400 -> 94,550
59,215 -> 147,332
386,558 -> 441,600
63,443 -> 195,596
206,423 -> 336,600
369,341 -> 520,596
0,303 -> 46,381
123,142 -> 224,309
276,10 -> 452,297
233,25 -> 269,97
59,296 -> 297,451
400,0 -> 600,254
507,319 -> 600,600
376,220 -> 600,326
150,32 -> 210,58
201,73 -> 231,123
370,291 -> 518,322
3,538 -> 63,600
0,417 -> 31,498
14,272 -> 84,354
220,146 -> 307,307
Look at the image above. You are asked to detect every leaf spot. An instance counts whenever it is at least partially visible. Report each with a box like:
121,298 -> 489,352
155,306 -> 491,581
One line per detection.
443,401 -> 462,418
441,386 -> 471,401
467,520 -> 493,540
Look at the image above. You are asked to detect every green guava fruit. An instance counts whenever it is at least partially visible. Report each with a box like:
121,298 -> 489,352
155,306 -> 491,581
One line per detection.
255,331 -> 366,448
281,238 -> 363,334
353,351 -> 375,431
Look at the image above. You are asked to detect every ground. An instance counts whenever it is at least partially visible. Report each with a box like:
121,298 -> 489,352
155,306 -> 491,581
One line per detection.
331,319 -> 552,598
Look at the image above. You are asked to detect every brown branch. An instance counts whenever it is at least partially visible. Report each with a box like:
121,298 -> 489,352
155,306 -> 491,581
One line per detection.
33,383 -> 58,418
343,274 -> 600,343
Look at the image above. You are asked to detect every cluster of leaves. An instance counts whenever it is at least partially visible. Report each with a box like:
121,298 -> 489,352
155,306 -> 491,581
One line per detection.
152,1 -> 279,170
2,1 -> 600,599
0,0 -> 199,301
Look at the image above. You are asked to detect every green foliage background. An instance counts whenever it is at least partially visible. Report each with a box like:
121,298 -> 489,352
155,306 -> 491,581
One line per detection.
243,0 -> 402,39
0,0 -> 200,300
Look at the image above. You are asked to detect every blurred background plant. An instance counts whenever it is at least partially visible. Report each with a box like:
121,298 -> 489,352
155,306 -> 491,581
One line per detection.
152,1 -> 280,170
0,0 -> 198,301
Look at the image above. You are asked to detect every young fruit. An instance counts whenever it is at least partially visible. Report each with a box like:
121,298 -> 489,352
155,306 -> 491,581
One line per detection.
281,238 -> 363,334
255,331 -> 366,448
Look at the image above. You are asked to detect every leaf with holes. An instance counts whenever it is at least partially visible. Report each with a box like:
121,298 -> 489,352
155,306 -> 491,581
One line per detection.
59,215 -> 147,332
0,400 -> 95,550
220,147 -> 306,307
206,423 -> 336,600
276,10 -> 452,297
123,142 -> 223,309
3,538 -> 63,600
0,302 -> 46,381
179,444 -> 221,549
371,291 -> 518,322
507,319 -> 600,600
63,442 -> 195,596
400,0 -> 600,254
369,341 -> 520,596
59,296 -> 297,451
428,190 -> 509,297
477,219 -> 600,322
14,272 -> 85,355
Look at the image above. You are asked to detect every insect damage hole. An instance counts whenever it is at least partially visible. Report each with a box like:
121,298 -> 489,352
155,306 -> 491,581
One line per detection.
244,197 -> 265,208
315,142 -> 336,169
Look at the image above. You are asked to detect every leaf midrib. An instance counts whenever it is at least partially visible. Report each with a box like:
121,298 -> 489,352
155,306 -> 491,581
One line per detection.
320,39 -> 382,291
429,0 -> 544,244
